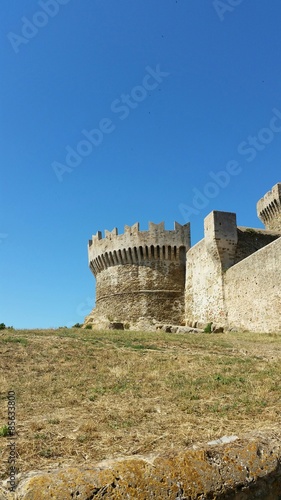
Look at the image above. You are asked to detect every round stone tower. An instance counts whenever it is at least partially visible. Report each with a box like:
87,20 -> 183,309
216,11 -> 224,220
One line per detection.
257,182 -> 281,232
85,221 -> 190,328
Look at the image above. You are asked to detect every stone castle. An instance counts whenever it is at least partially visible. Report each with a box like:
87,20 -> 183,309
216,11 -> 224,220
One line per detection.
85,183 -> 281,333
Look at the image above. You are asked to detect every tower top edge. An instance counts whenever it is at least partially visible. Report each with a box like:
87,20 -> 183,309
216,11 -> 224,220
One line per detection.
88,221 -> 190,246
257,182 -> 281,213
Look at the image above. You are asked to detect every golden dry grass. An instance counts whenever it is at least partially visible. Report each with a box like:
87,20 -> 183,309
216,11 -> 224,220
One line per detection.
0,328 -> 281,478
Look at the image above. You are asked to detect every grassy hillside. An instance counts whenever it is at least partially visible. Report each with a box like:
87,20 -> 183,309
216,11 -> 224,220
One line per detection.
0,328 -> 281,479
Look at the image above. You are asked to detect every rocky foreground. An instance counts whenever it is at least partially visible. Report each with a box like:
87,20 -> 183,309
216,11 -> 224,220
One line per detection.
1,432 -> 281,499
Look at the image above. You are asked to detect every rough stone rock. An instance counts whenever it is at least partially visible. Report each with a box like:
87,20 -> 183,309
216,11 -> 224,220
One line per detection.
164,325 -> 172,333
155,325 -> 205,334
176,326 -> 204,334
207,435 -> 238,445
196,321 -> 206,330
108,322 -> 124,330
155,324 -> 163,330
2,433 -> 281,499
212,326 -> 224,333
131,317 -> 157,332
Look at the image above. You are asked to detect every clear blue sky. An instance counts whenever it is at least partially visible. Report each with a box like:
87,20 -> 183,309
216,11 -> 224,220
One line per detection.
1,0 -> 280,328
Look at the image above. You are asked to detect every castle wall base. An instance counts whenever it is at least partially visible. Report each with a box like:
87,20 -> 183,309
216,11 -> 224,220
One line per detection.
224,237 -> 281,333
185,239 -> 227,327
88,261 -> 185,327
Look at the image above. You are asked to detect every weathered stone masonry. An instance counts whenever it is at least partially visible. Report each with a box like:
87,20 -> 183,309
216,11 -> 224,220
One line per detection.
86,183 -> 281,333
86,221 -> 190,327
257,182 -> 281,231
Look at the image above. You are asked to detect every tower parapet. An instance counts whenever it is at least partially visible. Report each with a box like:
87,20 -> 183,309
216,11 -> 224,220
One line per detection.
88,221 -> 190,276
257,183 -> 281,232
87,221 -> 190,327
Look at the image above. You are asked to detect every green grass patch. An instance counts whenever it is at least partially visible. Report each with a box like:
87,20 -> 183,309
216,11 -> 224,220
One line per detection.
1,336 -> 28,346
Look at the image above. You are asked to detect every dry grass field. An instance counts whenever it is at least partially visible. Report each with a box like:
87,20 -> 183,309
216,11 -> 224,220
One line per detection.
0,328 -> 281,480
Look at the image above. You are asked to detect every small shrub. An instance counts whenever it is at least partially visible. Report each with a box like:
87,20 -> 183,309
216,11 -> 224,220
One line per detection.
48,418 -> 60,424
72,323 -> 82,328
34,433 -> 48,440
0,425 -> 9,437
39,448 -> 53,458
2,337 -> 28,346
77,434 -> 87,443
0,323 -> 14,330
204,322 -> 213,333
85,324 -> 92,330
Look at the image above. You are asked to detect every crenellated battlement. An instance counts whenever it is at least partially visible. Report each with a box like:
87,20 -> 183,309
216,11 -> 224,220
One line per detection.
257,183 -> 281,232
89,221 -> 189,244
88,221 -> 190,276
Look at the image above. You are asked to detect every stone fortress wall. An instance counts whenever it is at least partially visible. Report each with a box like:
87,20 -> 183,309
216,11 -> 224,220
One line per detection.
224,237 -> 281,332
85,183 -> 281,333
185,212 -> 280,332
